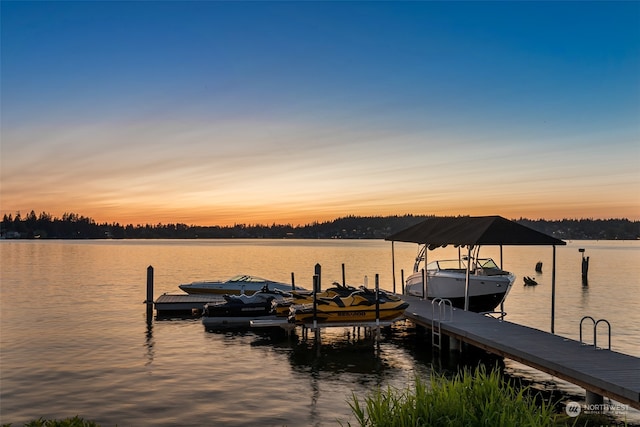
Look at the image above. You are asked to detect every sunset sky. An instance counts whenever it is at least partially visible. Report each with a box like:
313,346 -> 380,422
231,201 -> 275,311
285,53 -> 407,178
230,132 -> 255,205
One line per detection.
2,1 -> 639,226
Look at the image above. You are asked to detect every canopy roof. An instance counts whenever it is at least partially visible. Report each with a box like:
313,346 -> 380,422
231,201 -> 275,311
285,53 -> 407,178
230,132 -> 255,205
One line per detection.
385,215 -> 566,247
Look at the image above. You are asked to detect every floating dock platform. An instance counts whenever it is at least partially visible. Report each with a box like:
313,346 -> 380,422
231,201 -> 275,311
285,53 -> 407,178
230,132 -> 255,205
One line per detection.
250,318 -> 392,330
401,295 -> 640,410
154,293 -> 222,316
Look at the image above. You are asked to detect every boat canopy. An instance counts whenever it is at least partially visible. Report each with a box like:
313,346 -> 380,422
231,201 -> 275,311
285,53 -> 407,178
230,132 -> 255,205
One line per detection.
385,215 -> 566,248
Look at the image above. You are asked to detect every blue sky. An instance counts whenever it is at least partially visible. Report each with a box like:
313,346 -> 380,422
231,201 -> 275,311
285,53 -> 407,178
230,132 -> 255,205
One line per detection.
2,1 -> 639,225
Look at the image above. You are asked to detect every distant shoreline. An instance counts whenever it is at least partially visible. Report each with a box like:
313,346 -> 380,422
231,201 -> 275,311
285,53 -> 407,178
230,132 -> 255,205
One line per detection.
2,213 -> 638,240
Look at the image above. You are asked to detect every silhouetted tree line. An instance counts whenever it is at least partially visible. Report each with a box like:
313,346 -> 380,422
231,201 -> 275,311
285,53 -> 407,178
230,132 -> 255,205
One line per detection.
1,211 -> 638,240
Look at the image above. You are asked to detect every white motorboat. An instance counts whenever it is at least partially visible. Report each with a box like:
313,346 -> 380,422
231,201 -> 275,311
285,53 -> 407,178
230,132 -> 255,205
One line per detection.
386,216 -> 565,314
405,245 -> 515,312
178,274 -> 303,295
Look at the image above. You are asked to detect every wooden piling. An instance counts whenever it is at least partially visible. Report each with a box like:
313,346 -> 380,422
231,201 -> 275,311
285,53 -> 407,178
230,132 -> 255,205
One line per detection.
580,248 -> 589,285
535,261 -> 543,273
146,266 -> 154,322
375,274 -> 380,324
375,274 -> 381,341
312,274 -> 320,349
312,274 -> 319,328
314,263 -> 322,291
586,390 -> 604,407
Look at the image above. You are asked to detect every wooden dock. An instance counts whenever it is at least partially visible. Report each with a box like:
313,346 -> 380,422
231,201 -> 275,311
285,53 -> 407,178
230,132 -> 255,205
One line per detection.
402,295 -> 640,410
154,293 -> 222,316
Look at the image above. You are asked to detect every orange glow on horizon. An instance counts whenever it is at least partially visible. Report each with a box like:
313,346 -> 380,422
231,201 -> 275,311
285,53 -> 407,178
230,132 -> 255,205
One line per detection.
2,200 -> 638,227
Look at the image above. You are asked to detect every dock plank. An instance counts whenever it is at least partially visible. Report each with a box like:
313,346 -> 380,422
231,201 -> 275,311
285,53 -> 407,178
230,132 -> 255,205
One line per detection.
402,295 -> 640,409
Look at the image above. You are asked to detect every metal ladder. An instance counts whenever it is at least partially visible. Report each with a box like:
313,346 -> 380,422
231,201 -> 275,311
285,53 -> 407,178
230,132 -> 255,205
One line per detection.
431,298 -> 453,350
580,316 -> 611,350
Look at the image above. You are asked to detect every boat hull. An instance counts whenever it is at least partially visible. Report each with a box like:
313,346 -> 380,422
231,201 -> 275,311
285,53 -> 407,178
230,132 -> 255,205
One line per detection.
179,277 -> 298,295
405,271 -> 513,312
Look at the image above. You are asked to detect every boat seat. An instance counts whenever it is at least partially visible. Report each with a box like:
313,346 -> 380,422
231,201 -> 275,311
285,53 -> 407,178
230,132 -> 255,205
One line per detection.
349,294 -> 373,307
330,295 -> 346,307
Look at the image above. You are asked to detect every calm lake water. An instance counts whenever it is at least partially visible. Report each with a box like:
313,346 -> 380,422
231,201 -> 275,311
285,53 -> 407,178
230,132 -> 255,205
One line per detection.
1,239 -> 638,426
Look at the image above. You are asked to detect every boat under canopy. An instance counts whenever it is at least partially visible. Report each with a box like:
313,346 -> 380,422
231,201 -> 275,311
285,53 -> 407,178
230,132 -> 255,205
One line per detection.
386,215 -> 566,248
385,216 -> 566,331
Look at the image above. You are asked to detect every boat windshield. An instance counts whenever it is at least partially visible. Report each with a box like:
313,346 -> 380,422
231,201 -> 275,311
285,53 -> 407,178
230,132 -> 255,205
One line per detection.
228,275 -> 268,283
478,259 -> 500,269
427,258 -> 501,271
427,260 -> 468,271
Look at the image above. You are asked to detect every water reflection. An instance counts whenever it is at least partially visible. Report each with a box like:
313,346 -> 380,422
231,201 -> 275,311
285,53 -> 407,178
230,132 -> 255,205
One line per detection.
145,321 -> 154,367
289,338 -> 385,378
309,370 -> 320,426
581,280 -> 589,308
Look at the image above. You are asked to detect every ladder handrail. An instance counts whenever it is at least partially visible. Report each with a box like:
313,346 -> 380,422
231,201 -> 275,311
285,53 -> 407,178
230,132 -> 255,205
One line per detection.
579,316 -> 612,350
595,319 -> 611,350
432,298 -> 453,321
431,298 -> 453,350
580,316 -> 596,345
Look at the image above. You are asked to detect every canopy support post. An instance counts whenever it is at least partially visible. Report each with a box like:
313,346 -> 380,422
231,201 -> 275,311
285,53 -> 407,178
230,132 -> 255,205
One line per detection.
551,245 -> 557,334
391,241 -> 396,293
424,247 -> 428,299
464,246 -> 471,311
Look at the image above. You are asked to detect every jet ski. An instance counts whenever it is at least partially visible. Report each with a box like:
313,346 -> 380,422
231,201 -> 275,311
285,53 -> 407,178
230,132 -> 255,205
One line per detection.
202,285 -> 285,329
288,289 -> 409,324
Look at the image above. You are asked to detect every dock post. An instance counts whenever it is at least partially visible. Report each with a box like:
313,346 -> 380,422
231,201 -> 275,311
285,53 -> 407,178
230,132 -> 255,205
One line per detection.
313,274 -> 320,347
291,272 -> 295,291
586,390 -> 604,408
146,266 -> 154,322
313,274 -> 319,324
401,269 -> 405,295
449,336 -> 461,352
580,248 -> 589,285
342,263 -> 346,286
375,274 -> 381,340
314,263 -> 322,292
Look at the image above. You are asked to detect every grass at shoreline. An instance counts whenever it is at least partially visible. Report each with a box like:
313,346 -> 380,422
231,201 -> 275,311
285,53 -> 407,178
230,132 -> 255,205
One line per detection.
345,366 -> 626,427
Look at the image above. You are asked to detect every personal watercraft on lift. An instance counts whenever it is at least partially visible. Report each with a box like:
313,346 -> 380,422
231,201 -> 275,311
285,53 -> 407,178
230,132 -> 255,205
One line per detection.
287,289 -> 409,324
201,285 -> 288,329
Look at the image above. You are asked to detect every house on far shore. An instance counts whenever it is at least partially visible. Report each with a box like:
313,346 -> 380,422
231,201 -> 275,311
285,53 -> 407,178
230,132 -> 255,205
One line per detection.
0,231 -> 21,239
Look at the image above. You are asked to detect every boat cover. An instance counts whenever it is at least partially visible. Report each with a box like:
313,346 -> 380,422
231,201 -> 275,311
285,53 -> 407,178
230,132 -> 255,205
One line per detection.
385,215 -> 565,248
